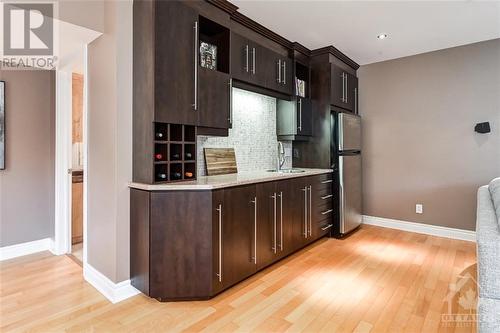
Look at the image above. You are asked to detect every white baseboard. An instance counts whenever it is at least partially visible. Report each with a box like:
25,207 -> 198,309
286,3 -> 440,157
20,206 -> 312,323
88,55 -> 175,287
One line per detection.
83,263 -> 140,304
362,215 -> 476,242
0,238 -> 55,261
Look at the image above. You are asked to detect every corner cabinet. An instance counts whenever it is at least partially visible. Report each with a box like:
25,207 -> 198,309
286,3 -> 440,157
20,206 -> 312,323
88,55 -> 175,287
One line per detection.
130,173 -> 334,301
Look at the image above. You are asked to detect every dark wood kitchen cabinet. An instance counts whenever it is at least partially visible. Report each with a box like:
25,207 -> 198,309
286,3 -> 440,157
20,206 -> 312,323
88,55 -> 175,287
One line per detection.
266,49 -> 293,95
331,63 -> 358,112
154,1 -> 198,125
130,172 -> 334,301
135,0 -> 231,129
221,185 -> 257,287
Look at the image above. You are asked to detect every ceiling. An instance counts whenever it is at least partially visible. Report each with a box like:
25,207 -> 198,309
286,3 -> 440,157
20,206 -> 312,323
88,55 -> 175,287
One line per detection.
232,0 -> 500,65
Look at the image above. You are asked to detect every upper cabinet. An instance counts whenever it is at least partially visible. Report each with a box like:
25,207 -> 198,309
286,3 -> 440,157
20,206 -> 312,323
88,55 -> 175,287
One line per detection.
231,32 -> 293,95
140,1 -> 232,129
330,63 -> 358,113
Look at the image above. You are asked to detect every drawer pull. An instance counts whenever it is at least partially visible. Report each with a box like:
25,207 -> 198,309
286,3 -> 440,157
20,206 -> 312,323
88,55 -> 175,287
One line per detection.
321,209 -> 333,215
321,194 -> 333,200
321,180 -> 333,184
321,224 -> 333,231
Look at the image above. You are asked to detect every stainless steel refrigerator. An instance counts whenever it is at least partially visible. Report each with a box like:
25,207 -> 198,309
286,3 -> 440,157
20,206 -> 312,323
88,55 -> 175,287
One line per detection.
331,112 -> 362,237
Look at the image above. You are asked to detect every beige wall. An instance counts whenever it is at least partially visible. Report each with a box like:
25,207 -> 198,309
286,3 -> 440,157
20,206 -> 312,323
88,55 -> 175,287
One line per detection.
359,39 -> 500,231
87,0 -> 132,282
0,70 -> 56,246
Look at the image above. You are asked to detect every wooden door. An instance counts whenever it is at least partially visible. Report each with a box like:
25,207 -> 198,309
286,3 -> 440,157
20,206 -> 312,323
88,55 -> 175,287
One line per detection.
330,64 -> 345,109
230,32 -> 250,83
154,1 -> 198,125
223,185 -> 257,287
279,57 -> 293,95
256,181 -> 279,270
198,68 -> 230,129
276,179 -> 297,256
297,97 -> 312,136
71,182 -> 83,244
346,73 -> 358,113
211,190 -> 225,294
291,177 -> 310,250
248,42 -> 267,87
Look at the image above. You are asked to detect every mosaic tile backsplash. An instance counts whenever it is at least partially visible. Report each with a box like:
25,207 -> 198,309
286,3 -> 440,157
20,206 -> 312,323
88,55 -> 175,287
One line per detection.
197,88 -> 292,176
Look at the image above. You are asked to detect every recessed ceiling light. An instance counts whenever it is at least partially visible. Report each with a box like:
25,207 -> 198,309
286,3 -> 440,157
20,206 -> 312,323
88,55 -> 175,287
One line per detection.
377,34 -> 388,40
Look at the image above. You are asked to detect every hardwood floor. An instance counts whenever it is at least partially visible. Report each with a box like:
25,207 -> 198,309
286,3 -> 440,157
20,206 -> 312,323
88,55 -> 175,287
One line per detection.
0,225 -> 477,332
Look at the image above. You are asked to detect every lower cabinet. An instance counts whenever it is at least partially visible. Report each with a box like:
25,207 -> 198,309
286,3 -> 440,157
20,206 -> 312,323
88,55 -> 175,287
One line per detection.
130,173 -> 334,301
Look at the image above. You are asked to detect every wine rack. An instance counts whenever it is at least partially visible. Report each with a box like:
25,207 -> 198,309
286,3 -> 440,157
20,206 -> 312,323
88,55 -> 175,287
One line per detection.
153,123 -> 197,183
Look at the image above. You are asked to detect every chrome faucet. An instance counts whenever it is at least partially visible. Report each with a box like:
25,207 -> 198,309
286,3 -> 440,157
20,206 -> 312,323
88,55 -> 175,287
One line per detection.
277,141 -> 286,171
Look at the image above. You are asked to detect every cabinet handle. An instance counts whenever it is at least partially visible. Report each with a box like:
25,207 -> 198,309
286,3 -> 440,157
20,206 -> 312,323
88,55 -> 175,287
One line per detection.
302,187 -> 308,238
321,209 -> 333,215
251,197 -> 257,264
298,99 -> 302,132
354,87 -> 358,114
193,21 -> 198,111
252,47 -> 256,74
345,74 -> 348,103
228,79 -> 233,125
245,45 -> 249,73
216,204 -> 222,283
321,194 -> 333,200
282,61 -> 286,84
279,191 -> 283,251
341,72 -> 345,103
277,59 -> 281,83
321,179 -> 333,184
321,224 -> 333,231
271,193 -> 277,254
308,185 -> 312,237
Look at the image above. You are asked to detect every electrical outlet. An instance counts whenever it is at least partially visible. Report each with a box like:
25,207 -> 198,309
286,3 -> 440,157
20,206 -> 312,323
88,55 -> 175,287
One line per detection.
416,204 -> 423,214
284,147 -> 292,157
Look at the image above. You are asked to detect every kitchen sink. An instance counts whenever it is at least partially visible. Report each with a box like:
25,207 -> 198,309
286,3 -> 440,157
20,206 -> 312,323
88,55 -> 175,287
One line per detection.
267,169 -> 306,174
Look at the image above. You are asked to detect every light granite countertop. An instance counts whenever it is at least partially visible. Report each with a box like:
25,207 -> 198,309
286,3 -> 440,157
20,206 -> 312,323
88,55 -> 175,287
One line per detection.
129,168 -> 333,191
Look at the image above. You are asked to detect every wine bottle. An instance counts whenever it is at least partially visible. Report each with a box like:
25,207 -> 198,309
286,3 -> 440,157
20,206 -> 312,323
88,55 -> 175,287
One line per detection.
185,172 -> 193,178
185,152 -> 193,160
155,153 -> 163,160
157,173 -> 167,180
155,132 -> 165,139
171,172 -> 182,180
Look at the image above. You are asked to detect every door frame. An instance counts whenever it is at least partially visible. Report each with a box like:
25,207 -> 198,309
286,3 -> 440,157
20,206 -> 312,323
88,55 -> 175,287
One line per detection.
53,46 -> 89,266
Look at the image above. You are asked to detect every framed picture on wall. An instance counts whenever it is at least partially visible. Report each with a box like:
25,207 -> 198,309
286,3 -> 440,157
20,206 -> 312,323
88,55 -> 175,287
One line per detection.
0,81 -> 4,170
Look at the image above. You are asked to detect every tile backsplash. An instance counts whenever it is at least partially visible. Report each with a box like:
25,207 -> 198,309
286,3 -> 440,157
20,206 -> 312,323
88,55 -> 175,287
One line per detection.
197,88 -> 292,176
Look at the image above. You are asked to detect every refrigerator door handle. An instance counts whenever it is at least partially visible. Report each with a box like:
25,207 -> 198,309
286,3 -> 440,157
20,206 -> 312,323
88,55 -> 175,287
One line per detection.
339,156 -> 345,234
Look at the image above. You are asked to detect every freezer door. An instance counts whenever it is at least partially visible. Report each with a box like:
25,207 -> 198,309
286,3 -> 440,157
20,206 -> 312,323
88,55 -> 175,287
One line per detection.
338,113 -> 361,151
339,154 -> 362,234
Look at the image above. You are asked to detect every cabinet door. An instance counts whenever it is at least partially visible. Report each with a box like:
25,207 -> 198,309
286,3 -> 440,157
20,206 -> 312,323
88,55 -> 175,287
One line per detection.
248,42 -> 267,87
279,57 -> 293,95
230,33 -> 250,83
330,64 -> 345,109
256,182 -> 279,270
297,97 -> 312,136
276,179 -> 298,256
155,1 -> 197,125
223,185 -> 257,287
198,68 -> 230,129
291,177 -> 310,250
346,73 -> 358,114
212,190 -> 225,294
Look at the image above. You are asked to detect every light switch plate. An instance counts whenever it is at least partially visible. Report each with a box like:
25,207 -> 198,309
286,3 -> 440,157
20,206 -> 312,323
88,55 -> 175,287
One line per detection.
416,204 -> 423,214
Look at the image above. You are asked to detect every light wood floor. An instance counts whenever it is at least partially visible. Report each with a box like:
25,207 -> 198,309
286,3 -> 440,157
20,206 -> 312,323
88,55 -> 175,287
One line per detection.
0,225 -> 477,333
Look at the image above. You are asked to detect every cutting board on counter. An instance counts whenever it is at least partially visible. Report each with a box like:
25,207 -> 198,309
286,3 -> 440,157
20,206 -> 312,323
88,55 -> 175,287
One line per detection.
204,148 -> 238,176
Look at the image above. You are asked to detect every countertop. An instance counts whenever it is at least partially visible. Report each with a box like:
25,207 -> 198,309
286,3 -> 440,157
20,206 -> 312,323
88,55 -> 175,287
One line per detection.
129,168 -> 333,191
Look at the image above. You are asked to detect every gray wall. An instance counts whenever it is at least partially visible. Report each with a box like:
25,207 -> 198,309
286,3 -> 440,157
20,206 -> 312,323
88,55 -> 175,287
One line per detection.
87,0 -> 132,283
0,70 -> 56,246
359,39 -> 500,231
